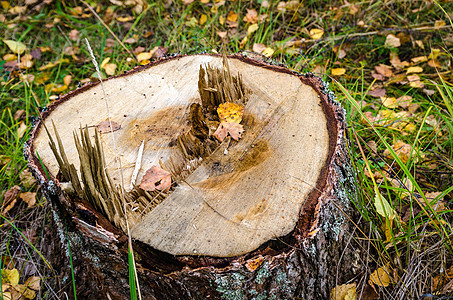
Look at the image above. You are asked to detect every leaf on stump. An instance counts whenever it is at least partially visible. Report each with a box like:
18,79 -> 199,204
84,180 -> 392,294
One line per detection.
217,102 -> 244,123
139,166 -> 171,192
214,122 -> 244,142
97,120 -> 121,134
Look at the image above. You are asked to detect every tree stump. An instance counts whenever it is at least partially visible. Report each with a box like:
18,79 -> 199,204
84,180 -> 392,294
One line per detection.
25,54 -> 359,299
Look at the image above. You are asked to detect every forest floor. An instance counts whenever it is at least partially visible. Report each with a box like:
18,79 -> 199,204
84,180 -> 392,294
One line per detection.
1,0 -> 453,299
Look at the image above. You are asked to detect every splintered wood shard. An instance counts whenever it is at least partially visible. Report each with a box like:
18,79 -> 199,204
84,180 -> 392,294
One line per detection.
33,55 -> 330,257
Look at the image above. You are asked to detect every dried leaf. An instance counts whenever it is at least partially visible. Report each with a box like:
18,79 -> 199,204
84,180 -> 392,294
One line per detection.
214,122 -> 244,142
217,31 -> 227,39
103,63 -> 117,76
369,264 -> 392,287
397,95 -> 412,109
331,68 -> 346,76
407,74 -> 424,88
137,52 -> 152,62
309,28 -> 324,40
217,102 -> 244,123
411,56 -> 427,63
434,20 -> 446,29
69,29 -> 79,41
252,43 -> 266,54
17,122 -> 27,139
368,88 -> 386,98
12,283 -> 36,299
406,66 -> 423,74
383,140 -> 412,163
385,34 -> 400,48
199,14 -> 207,25
63,75 -> 72,86
3,40 -> 27,54
24,276 -> 40,291
1,268 -> 20,285
262,47 -> 274,57
330,283 -> 357,300
374,187 -> 396,220
243,9 -> 258,23
381,96 -> 397,108
375,64 -> 393,77
19,192 -> 36,208
226,11 -> 238,22
139,166 -> 171,192
247,23 -> 259,35
245,256 -> 264,272
97,120 -> 121,134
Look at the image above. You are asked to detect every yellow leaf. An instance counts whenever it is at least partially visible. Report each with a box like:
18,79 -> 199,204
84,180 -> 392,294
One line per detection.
1,268 -> 20,285
262,47 -> 274,57
226,11 -> 238,22
374,187 -> 396,220
411,56 -> 427,63
330,283 -> 357,300
217,102 -> 244,123
369,264 -> 392,287
381,217 -> 394,242
136,52 -> 152,62
103,63 -> 117,76
219,15 -> 225,25
3,40 -> 27,55
100,57 -> 110,69
407,74 -> 424,88
247,23 -> 259,35
199,14 -> 207,25
63,75 -> 72,86
3,53 -> 17,61
434,20 -> 446,29
406,66 -> 423,74
383,140 -> 413,163
331,68 -> 346,76
380,96 -> 397,108
309,28 -> 324,40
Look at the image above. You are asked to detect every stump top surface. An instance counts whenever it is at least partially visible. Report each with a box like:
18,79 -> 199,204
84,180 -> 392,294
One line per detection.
33,55 -> 329,257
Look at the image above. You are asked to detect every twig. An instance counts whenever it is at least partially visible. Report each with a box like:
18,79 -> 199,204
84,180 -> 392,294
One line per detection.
81,0 -> 136,62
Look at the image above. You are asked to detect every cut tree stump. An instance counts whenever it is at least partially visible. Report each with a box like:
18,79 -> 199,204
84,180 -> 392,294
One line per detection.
25,54 -> 359,299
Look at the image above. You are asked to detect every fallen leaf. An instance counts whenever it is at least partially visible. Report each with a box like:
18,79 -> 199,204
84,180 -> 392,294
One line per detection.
262,47 -> 274,57
309,28 -> 324,40
17,122 -> 27,139
434,20 -> 446,29
97,120 -> 121,133
369,264 -> 392,287
383,140 -> 413,163
406,66 -> 423,74
19,54 -> 34,69
217,31 -> 227,39
411,56 -> 427,63
331,68 -> 346,76
19,192 -> 36,208
381,96 -> 397,108
330,283 -> 357,300
368,88 -> 386,98
124,37 -> 136,44
374,187 -> 396,220
3,53 -> 17,61
24,276 -> 40,291
137,52 -> 152,62
245,256 -> 264,272
243,9 -> 258,23
103,63 -> 117,76
407,74 -> 424,88
389,52 -> 409,69
428,59 -> 442,68
396,95 -> 412,109
3,40 -> 27,54
12,283 -> 36,299
423,89 -> 435,96
139,166 -> 171,192
385,34 -> 400,48
68,29 -> 79,41
199,14 -> 207,25
1,268 -> 20,285
214,122 -> 244,142
375,64 -> 393,77
63,75 -> 72,86
226,10 -> 238,22
2,186 -> 20,215
247,23 -> 259,35
252,43 -> 266,54
182,0 -> 194,4
217,102 -> 244,123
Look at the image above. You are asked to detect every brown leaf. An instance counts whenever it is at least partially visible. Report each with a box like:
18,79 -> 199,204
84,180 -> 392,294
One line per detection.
243,9 -> 258,23
396,95 -> 412,109
24,276 -> 40,291
150,46 -> 168,59
385,34 -> 400,48
214,122 -> 244,142
407,74 -> 424,88
375,64 -> 393,77
369,264 -> 392,287
252,43 -> 266,54
97,120 -> 121,134
139,166 -> 171,192
368,88 -> 386,98
2,185 -> 20,215
383,140 -> 413,163
19,192 -> 36,208
217,31 -> 227,39
69,29 -> 79,41
245,255 -> 264,272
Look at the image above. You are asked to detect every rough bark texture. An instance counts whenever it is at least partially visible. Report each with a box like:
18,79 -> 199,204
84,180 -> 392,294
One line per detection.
25,53 -> 359,299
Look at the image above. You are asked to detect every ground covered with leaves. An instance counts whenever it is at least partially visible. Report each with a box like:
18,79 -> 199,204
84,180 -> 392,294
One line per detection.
1,0 -> 453,299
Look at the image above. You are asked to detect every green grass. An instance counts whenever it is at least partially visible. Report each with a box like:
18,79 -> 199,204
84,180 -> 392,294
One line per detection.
1,0 -> 453,298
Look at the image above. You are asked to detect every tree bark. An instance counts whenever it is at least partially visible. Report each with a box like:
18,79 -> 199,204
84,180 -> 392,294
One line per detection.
25,54 -> 359,299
